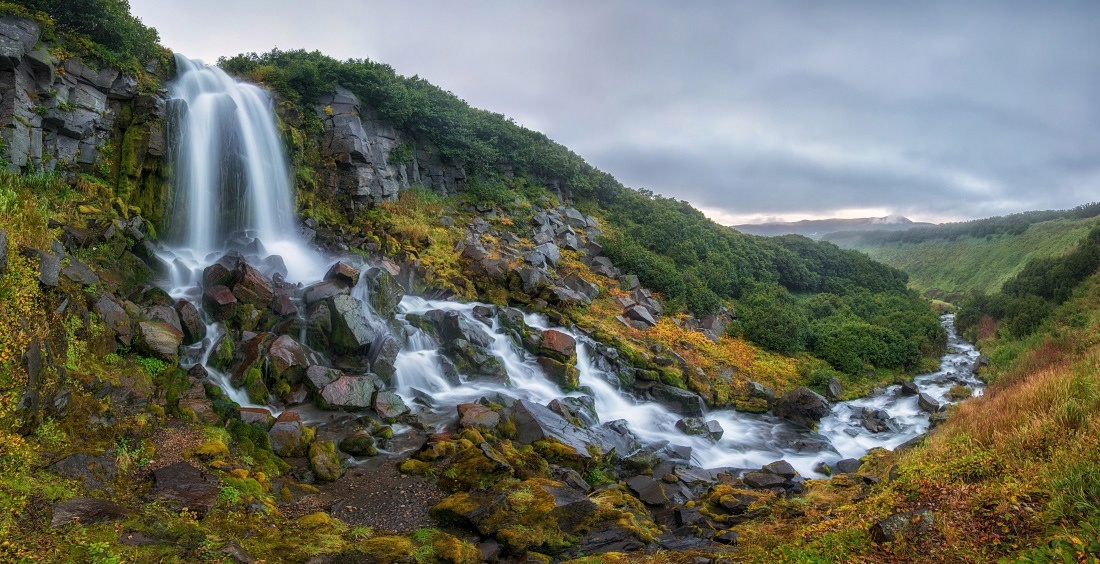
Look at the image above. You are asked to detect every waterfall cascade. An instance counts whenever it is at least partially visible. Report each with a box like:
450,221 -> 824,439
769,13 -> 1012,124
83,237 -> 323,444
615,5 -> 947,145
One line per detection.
157,56 -> 984,477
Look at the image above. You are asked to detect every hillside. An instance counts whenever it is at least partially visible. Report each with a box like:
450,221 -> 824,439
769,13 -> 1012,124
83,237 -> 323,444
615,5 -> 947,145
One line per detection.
735,215 -> 933,240
830,217 -> 1098,301
2,2 -> 1100,563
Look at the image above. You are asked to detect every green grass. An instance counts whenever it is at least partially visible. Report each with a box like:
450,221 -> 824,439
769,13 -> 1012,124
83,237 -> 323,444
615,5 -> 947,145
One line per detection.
839,217 -> 1097,301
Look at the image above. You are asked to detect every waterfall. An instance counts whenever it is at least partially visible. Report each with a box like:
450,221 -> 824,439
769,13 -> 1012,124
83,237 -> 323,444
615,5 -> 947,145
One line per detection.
165,55 -> 322,286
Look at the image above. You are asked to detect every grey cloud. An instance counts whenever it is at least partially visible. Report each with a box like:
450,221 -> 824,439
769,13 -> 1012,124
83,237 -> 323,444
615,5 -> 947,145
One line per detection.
129,0 -> 1100,223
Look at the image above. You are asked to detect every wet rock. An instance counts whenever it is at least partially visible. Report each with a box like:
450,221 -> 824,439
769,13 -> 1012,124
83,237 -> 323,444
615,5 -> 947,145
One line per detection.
536,356 -> 580,390
918,392 -> 941,413
51,498 -> 127,528
175,300 -> 206,345
774,387 -> 831,428
675,417 -> 724,441
150,462 -> 219,517
49,452 -> 117,491
648,383 -> 706,417
762,460 -> 798,479
859,407 -> 901,433
834,458 -> 863,474
373,390 -> 409,422
319,375 -> 377,410
239,407 -> 274,429
233,264 -> 275,308
509,399 -> 594,457
202,285 -> 238,321
458,403 -> 501,429
870,510 -> 934,543
561,396 -> 600,427
324,261 -> 360,287
135,321 -> 183,361
899,381 -> 920,396
309,441 -> 345,482
269,411 -> 310,457
539,329 -> 577,362
339,429 -> 377,457
741,471 -> 788,490
266,334 -> 313,382
826,377 -> 844,400
302,280 -> 348,306
329,294 -> 377,353
305,365 -> 342,391
369,333 -> 402,385
626,475 -> 669,506
270,293 -> 296,317
363,266 -> 405,320
144,305 -> 182,333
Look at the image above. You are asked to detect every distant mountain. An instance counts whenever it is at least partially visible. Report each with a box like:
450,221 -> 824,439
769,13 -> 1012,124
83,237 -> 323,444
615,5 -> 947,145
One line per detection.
734,216 -> 934,240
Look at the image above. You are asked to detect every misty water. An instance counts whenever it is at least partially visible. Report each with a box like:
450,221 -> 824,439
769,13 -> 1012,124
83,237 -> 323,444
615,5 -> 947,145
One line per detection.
155,56 -> 984,477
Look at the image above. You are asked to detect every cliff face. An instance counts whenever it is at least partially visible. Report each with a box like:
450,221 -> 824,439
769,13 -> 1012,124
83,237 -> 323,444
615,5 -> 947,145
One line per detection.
0,17 -> 170,228
314,85 -> 467,211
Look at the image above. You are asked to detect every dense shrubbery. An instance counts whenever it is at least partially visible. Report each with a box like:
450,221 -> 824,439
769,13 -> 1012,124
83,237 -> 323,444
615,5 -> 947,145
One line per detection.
4,0 -> 161,72
958,226 -> 1100,338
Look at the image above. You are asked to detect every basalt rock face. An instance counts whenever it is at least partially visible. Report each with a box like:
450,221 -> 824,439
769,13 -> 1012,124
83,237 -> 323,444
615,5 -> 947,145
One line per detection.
316,86 -> 467,210
0,17 -> 170,229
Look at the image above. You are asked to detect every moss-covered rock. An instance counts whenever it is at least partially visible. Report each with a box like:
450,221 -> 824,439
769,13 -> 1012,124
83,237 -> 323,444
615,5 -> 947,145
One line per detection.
309,440 -> 344,482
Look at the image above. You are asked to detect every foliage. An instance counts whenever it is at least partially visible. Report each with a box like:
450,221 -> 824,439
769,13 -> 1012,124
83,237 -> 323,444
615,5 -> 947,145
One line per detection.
8,0 -> 162,72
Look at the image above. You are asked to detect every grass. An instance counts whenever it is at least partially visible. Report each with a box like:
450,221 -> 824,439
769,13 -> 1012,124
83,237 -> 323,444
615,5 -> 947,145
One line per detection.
838,217 -> 1097,301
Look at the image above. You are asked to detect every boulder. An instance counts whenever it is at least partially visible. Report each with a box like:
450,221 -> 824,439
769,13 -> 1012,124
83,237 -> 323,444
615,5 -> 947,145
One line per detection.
202,285 -> 238,321
319,375 -> 377,410
37,251 -> 61,287
458,403 -> 501,429
149,462 -> 219,517
268,411 -> 310,457
624,305 -> 657,328
305,365 -> 342,391
175,300 -> 206,345
135,321 -> 183,362
509,399 -> 594,458
238,407 -> 274,429
517,267 -> 549,295
539,329 -> 576,362
741,471 -> 787,490
329,294 -> 377,353
62,259 -> 99,286
826,377 -> 844,400
675,417 -> 723,441
309,441 -> 344,482
233,264 -> 275,308
51,498 -> 128,528
324,261 -> 360,287
834,458 -> 863,474
266,334 -> 313,382
301,280 -> 348,306
143,305 -> 182,333
648,383 -> 706,417
775,387 -> 830,428
339,430 -> 377,457
899,381 -> 920,396
369,333 -> 402,385
762,460 -> 798,479
536,356 -> 580,390
533,242 -> 561,266
626,475 -> 669,506
49,452 -> 118,491
363,266 -> 405,320
94,294 -> 132,346
918,392 -> 941,413
373,390 -> 410,422
562,273 -> 599,300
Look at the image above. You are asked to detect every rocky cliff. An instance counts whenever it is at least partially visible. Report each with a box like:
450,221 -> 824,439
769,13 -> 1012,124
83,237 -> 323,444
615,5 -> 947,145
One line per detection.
0,16 -> 169,227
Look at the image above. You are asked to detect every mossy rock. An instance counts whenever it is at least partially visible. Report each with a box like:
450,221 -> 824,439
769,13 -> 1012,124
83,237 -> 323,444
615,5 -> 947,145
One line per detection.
309,440 -> 344,482
339,431 -> 377,457
536,356 -> 580,391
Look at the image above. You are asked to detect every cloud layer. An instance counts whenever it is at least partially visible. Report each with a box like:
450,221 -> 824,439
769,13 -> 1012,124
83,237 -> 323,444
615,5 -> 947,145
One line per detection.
129,0 -> 1100,223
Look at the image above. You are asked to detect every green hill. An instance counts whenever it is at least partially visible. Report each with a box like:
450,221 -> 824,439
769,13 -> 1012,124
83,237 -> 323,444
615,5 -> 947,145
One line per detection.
828,215 -> 1100,301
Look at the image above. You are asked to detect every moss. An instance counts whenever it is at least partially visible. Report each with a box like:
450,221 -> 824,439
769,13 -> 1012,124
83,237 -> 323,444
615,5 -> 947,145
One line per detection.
211,335 -> 234,370
533,439 -> 592,473
586,486 -> 661,544
240,366 -> 270,404
399,458 -> 432,476
438,442 -> 514,492
309,441 -> 344,482
357,535 -> 416,562
299,511 -> 343,529
193,438 -> 229,460
432,533 -> 482,564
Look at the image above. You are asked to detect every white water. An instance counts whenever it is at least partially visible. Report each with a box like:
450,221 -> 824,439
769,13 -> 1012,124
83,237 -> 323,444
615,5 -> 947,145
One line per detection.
157,59 -> 984,476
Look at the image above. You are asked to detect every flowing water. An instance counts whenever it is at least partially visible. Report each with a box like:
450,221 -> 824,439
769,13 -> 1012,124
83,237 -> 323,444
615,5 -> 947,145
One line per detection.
156,56 -> 985,476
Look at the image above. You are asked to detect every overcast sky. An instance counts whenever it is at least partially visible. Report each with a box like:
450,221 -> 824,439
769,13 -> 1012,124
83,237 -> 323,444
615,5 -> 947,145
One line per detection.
129,0 -> 1100,224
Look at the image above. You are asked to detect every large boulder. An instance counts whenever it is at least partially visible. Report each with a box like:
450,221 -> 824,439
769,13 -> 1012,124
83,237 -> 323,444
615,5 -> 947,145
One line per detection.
372,390 -> 410,422
539,329 -> 576,363
202,285 -> 238,321
324,261 -> 360,287
329,294 -> 377,353
149,462 -> 219,517
309,441 -> 345,482
268,411 -> 311,457
175,299 -> 206,345
135,321 -> 183,362
509,400 -> 594,458
94,294 -> 132,346
319,375 -> 378,410
233,264 -> 275,309
266,334 -> 314,382
775,387 -> 831,428
369,333 -> 402,385
648,383 -> 706,417
363,266 -> 405,320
